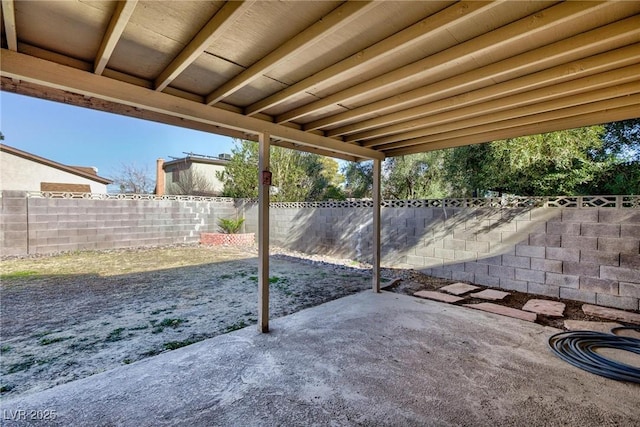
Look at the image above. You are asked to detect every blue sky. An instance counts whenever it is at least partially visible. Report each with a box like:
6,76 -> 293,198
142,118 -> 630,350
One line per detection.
1,92 -> 236,181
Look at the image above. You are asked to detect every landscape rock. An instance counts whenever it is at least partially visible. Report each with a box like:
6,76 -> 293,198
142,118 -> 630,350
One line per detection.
582,304 -> 640,325
463,303 -> 536,322
413,290 -> 464,303
439,283 -> 480,296
522,299 -> 565,317
470,289 -> 511,301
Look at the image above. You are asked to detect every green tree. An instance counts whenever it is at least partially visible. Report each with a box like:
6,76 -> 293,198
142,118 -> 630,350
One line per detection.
217,139 -> 346,201
217,140 -> 260,198
383,151 -> 449,199
583,119 -> 640,195
341,161 -> 373,199
444,126 -> 609,196
603,118 -> 640,160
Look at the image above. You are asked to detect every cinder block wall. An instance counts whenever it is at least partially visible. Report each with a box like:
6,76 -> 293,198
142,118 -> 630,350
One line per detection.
412,207 -> 640,311
2,192 -> 638,310
0,191 -> 29,256
245,202 -> 639,311
0,192 -> 237,255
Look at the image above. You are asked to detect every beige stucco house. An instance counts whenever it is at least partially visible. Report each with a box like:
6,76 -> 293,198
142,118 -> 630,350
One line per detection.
159,153 -> 229,197
0,143 -> 112,193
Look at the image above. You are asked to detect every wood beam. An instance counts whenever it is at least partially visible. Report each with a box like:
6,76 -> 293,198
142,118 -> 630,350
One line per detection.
336,43 -> 640,140
154,1 -> 253,92
1,76 -> 358,162
243,1 -> 498,116
384,103 -> 640,157
314,16 -> 640,134
205,1 -> 377,106
0,49 -> 383,161
277,1 -> 619,125
1,0 -> 17,51
378,93 -> 640,151
94,0 -> 138,75
1,75 -> 253,138
258,132 -> 270,333
363,67 -> 640,148
372,158 -> 381,293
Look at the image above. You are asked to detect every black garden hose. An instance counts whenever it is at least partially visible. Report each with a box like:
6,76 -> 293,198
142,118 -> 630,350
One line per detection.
548,326 -> 640,383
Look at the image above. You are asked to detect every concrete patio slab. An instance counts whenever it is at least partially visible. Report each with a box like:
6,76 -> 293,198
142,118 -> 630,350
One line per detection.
470,289 -> 511,301
1,292 -> 638,426
413,290 -> 464,303
439,282 -> 480,295
522,299 -> 565,317
582,304 -> 640,325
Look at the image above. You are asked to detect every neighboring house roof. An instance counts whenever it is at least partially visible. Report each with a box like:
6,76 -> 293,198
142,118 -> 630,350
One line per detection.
163,154 -> 230,169
0,143 -> 112,185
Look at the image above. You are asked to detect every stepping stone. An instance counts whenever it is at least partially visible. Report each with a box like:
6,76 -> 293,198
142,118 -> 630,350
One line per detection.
522,299 -> 565,317
564,320 -> 623,334
469,289 -> 510,301
463,302 -> 536,322
439,282 -> 480,296
413,290 -> 464,303
582,304 -> 640,325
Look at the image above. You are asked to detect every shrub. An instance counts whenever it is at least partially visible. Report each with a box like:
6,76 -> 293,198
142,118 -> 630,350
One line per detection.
218,217 -> 245,234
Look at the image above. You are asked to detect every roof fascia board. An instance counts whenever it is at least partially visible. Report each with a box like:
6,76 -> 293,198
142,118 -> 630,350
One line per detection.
0,143 -> 112,184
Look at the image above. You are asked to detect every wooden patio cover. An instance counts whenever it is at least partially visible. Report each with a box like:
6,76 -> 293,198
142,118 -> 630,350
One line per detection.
1,0 -> 639,331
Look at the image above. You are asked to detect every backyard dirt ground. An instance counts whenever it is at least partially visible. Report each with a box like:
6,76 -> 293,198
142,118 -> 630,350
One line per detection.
0,245 -> 384,397
0,244 -> 634,398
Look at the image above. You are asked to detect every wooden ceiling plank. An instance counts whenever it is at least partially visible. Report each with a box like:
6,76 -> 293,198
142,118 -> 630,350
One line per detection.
0,49 -> 383,160
361,64 -> 640,147
277,1 -> 616,125
154,1 -> 254,92
384,103 -> 640,157
1,0 -> 17,51
244,1 -> 498,116
94,0 -> 139,75
322,18 -> 640,136
204,1 -> 378,106
379,92 -> 640,151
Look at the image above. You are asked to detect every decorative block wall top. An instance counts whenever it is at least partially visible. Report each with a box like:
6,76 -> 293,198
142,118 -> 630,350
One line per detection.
23,192 -> 640,210
26,191 -> 235,204
245,196 -> 640,210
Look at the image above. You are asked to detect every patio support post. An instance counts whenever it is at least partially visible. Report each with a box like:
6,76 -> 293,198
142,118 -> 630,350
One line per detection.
372,158 -> 381,293
258,132 -> 271,332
